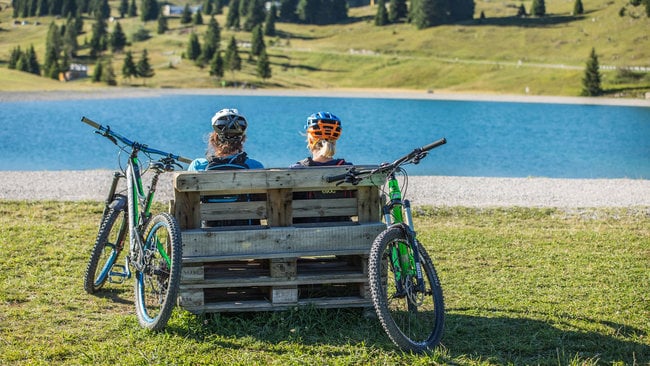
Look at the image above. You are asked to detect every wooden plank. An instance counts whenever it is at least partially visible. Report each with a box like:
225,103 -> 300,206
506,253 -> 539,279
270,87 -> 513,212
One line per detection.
181,223 -> 385,259
357,186 -> 381,223
267,188 -> 292,227
200,201 -> 268,221
178,289 -> 204,308
272,287 -> 298,304
174,167 -> 383,193
292,197 -> 358,218
180,273 -> 369,288
183,297 -> 373,314
174,191 -> 201,229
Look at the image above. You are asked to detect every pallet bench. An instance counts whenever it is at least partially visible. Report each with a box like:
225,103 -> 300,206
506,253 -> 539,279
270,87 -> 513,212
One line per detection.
171,167 -> 386,314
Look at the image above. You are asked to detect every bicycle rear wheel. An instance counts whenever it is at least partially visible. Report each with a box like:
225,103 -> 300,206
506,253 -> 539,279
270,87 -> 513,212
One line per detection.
134,212 -> 182,331
83,203 -> 128,294
368,227 -> 445,353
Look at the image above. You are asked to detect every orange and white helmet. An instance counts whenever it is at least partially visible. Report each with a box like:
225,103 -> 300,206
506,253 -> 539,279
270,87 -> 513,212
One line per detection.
305,111 -> 342,148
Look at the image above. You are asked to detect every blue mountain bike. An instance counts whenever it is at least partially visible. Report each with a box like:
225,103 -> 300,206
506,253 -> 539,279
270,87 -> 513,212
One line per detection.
81,117 -> 191,331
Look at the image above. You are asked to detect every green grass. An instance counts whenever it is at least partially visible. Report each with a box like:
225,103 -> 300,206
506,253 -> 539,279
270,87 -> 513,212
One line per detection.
0,0 -> 649,97
1,201 -> 648,365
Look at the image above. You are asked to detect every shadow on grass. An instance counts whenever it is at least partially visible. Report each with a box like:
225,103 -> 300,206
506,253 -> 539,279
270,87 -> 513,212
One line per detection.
165,307 -> 648,363
468,14 -> 583,28
91,287 -> 132,305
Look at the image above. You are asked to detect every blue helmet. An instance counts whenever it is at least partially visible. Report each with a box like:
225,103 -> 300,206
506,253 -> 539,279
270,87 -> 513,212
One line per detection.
305,112 -> 342,145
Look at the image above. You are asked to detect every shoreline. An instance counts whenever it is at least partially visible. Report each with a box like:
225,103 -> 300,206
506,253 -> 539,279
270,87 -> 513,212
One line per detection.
1,170 -> 649,208
1,87 -> 649,107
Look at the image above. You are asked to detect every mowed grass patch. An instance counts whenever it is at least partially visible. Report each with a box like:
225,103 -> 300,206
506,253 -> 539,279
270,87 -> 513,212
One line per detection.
0,201 -> 648,364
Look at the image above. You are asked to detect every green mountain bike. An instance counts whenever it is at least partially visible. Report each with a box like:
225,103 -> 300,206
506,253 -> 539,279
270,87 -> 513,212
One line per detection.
80,116 -> 191,331
326,138 -> 447,353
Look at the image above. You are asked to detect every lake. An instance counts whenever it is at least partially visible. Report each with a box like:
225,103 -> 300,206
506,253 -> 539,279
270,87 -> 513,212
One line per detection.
0,92 -> 648,178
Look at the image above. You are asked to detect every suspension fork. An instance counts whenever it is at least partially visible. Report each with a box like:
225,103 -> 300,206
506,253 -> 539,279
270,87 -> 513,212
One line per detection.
102,171 -> 125,218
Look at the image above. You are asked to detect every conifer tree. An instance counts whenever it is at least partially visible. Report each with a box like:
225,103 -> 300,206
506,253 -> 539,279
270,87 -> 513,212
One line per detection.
61,0 -> 78,16
157,13 -> 168,34
44,22 -> 62,78
92,61 -> 103,82
119,0 -> 129,17
279,0 -> 298,21
573,0 -> 583,15
210,51 -> 224,78
90,12 -> 108,58
250,24 -> 265,57
517,4 -> 526,17
122,50 -> 138,80
141,0 -> 158,21
224,36 -> 241,74
531,0 -> 545,16
181,3 -> 192,24
128,0 -> 137,17
226,0 -> 240,28
96,0 -> 110,19
187,32 -> 202,61
201,16 -> 221,63
136,49 -> 155,83
110,21 -> 127,53
375,0 -> 389,25
411,0 -> 448,29
193,8 -> 204,25
449,0 -> 474,21
101,59 -> 117,85
8,46 -> 22,69
243,0 -> 265,31
581,47 -> 602,96
388,0 -> 407,23
63,15 -> 79,58
204,0 -> 213,15
264,4 -> 277,36
26,45 -> 41,75
256,48 -> 271,79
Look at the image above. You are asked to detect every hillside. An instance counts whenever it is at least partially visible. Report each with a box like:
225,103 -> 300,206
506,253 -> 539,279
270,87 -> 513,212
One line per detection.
0,0 -> 649,97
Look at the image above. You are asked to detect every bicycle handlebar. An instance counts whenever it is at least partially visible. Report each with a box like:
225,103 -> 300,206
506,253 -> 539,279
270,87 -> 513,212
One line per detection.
324,137 -> 447,184
81,116 -> 193,164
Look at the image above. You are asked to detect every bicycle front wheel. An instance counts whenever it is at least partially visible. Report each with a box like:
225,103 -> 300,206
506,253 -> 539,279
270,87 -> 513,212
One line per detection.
368,227 -> 445,353
134,212 -> 182,331
83,204 -> 128,294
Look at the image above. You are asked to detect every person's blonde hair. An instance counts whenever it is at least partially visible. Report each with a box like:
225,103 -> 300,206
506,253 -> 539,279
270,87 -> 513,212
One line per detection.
310,139 -> 336,159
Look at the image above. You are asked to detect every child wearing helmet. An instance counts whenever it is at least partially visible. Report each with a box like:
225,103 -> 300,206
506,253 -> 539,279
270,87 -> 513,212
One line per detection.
290,111 -> 352,168
188,108 -> 264,171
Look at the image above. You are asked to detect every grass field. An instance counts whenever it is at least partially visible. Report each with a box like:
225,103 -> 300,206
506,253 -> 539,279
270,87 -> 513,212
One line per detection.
1,201 -> 648,365
0,0 -> 649,97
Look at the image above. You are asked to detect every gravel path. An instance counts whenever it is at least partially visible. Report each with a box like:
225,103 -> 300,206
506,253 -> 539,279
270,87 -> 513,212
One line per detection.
1,170 -> 649,208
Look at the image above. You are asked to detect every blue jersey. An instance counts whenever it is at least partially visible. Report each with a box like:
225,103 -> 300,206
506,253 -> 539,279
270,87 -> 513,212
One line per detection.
188,153 -> 264,171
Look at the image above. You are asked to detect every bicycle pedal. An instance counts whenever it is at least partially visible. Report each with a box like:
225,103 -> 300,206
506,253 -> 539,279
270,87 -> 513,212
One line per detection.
108,264 -> 129,283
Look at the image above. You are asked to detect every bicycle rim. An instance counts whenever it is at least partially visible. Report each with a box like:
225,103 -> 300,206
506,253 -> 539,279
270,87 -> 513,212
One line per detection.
83,207 -> 127,294
368,227 -> 445,353
134,212 -> 182,331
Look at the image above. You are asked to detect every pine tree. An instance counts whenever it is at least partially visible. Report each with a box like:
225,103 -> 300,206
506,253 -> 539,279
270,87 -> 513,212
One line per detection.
243,0 -> 265,31
119,0 -> 128,17
101,59 -> 117,85
122,50 -> 138,80
25,45 -> 41,76
581,47 -> 602,96
92,61 -> 103,82
388,0 -> 407,23
375,0 -> 389,25
141,0 -> 158,21
136,49 -> 155,83
44,22 -> 61,78
128,0 -> 137,17
209,51 -> 224,78
201,16 -> 221,63
517,4 -> 526,17
203,0 -> 213,15
110,21 -> 127,53
193,8 -> 204,25
224,36 -> 241,74
157,13 -> 168,34
96,0 -> 110,19
531,0 -> 545,16
256,48 -> 271,79
449,0 -> 474,21
264,4 -> 277,36
573,0 -> 583,15
8,46 -> 22,69
226,0 -> 240,28
411,0 -> 448,29
187,32 -> 202,61
63,15 -> 79,58
61,0 -> 78,16
181,4 -> 192,24
250,24 -> 265,56
279,0 -> 298,21
90,12 -> 108,58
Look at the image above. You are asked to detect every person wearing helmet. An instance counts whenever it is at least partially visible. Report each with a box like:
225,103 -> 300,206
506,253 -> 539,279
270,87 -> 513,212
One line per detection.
188,108 -> 264,171
290,111 -> 352,168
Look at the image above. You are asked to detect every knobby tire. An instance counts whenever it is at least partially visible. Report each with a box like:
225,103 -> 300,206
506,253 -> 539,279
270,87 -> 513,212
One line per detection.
134,212 -> 182,331
83,205 -> 127,294
368,227 -> 445,353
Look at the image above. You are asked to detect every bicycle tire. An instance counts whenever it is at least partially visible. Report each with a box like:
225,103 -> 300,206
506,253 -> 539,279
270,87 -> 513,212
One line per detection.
134,212 -> 182,331
83,204 -> 128,294
368,227 -> 445,353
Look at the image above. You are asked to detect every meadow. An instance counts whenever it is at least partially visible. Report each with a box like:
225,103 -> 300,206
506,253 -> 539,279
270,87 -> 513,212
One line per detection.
1,201 -> 648,365
0,0 -> 649,96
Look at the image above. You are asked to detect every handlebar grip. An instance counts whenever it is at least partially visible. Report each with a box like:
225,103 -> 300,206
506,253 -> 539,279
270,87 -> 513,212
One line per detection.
325,172 -> 349,183
81,116 -> 101,129
421,138 -> 447,152
178,156 -> 193,164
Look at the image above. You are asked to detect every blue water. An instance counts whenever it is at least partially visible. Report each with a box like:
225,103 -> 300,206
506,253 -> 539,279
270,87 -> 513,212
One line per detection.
0,94 -> 648,178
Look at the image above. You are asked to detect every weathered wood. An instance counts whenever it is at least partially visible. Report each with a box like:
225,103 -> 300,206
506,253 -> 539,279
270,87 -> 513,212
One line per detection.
173,168 -> 385,313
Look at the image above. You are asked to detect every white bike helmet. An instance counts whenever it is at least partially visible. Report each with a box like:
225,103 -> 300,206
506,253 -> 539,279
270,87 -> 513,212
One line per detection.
211,108 -> 248,141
